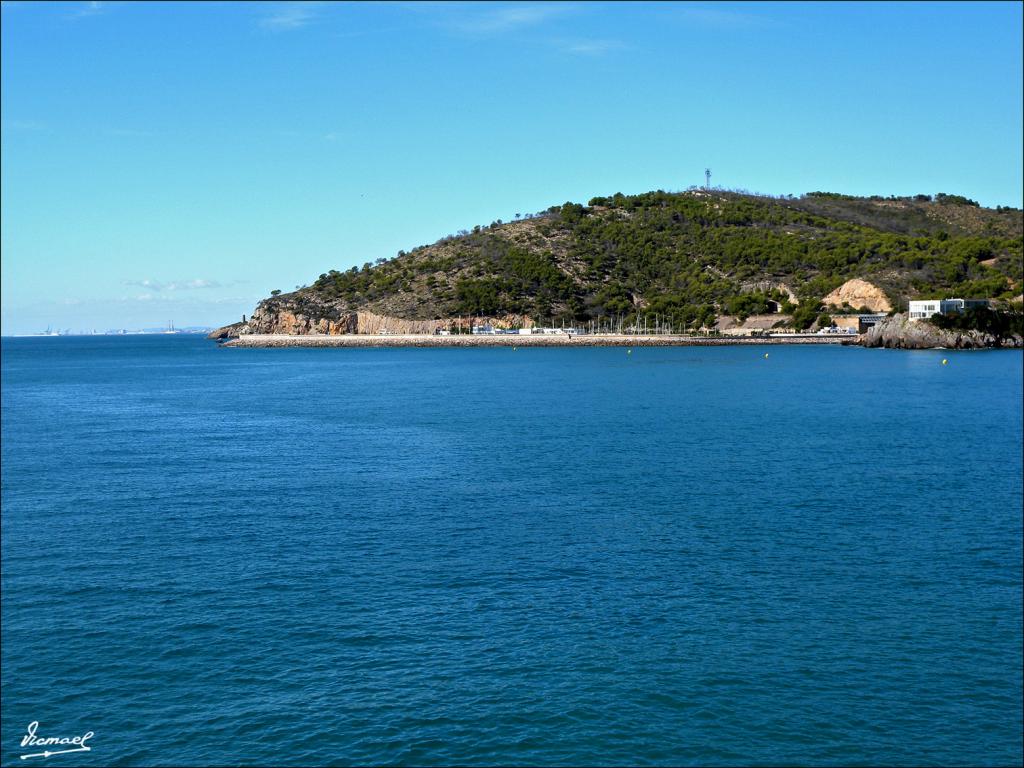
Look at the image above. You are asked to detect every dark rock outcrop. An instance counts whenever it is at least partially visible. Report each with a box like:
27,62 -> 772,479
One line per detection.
207,321 -> 247,340
862,313 -> 1022,349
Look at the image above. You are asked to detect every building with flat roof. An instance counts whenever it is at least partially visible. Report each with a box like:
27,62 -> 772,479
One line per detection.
908,298 -> 989,321
832,313 -> 890,333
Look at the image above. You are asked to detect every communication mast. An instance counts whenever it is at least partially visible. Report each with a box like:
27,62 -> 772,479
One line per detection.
705,168 -> 712,190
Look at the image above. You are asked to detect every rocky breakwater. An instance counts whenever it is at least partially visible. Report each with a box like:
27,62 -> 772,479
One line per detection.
862,313 -> 1023,349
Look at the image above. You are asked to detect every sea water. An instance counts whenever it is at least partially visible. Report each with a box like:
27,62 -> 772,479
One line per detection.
2,336 -> 1021,766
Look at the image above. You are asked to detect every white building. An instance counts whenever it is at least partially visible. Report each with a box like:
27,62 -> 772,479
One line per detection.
908,298 -> 989,321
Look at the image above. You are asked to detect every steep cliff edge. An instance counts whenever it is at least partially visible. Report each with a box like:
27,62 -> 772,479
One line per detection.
210,292 -> 534,338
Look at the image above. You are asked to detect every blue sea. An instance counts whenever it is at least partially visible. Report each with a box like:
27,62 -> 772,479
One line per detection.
1,336 -> 1021,766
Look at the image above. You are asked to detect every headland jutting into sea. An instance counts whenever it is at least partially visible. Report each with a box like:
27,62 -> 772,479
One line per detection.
210,189 -> 1022,350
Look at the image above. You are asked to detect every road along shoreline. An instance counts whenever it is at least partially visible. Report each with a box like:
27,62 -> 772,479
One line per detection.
221,333 -> 856,348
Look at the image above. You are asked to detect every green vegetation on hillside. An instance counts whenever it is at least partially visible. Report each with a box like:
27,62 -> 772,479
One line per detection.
301,189 -> 1022,328
928,305 -> 1024,338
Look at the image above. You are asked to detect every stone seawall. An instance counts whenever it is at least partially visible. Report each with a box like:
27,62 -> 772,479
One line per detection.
222,334 -> 854,349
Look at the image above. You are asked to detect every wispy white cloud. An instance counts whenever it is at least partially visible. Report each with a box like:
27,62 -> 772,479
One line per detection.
674,6 -> 777,28
177,279 -> 220,290
446,4 -> 573,36
124,279 -> 162,291
415,4 -> 631,54
119,292 -> 258,305
259,1 -> 327,31
557,38 -> 628,56
106,127 -> 156,137
333,25 -> 403,40
2,118 -> 48,132
74,1 -> 108,18
5,121 -> 157,138
274,128 -> 345,142
124,279 -> 237,291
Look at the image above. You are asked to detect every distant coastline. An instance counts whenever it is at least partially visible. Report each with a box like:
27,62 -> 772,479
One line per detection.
4,328 -> 213,338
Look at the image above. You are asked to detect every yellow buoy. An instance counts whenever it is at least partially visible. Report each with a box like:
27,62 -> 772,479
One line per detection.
627,349 -> 632,355
764,353 -> 769,358
942,359 -> 948,365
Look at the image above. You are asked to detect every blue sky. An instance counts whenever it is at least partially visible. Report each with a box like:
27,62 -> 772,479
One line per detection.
2,1 -> 1022,334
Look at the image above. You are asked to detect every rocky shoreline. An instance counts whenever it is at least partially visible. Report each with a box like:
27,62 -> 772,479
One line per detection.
862,313 -> 1023,349
221,333 -> 854,348
212,313 -> 1022,350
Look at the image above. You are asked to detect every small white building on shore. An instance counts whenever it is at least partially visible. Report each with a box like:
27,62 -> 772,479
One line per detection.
832,313 -> 889,333
908,298 -> 989,321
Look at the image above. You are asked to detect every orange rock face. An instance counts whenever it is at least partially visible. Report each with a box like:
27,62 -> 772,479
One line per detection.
822,279 -> 893,313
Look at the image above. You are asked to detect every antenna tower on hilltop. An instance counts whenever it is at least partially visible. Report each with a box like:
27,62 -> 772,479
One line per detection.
705,168 -> 712,190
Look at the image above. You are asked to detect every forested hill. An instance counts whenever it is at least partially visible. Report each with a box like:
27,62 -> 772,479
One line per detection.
242,189 -> 1023,333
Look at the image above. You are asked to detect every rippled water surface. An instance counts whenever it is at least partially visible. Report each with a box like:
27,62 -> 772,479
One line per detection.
2,337 -> 1022,766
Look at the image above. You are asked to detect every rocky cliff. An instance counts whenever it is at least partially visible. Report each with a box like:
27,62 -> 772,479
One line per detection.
861,313 -> 1022,349
210,292 -> 536,338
